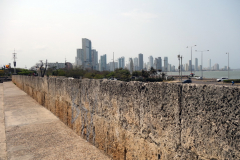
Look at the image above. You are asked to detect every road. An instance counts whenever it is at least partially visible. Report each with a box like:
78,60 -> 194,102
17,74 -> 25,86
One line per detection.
170,78 -> 240,87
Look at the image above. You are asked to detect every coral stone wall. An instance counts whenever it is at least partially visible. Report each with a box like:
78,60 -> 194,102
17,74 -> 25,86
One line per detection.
12,75 -> 240,160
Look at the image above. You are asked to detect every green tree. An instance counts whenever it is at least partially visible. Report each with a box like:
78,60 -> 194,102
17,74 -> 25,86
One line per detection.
141,70 -> 149,78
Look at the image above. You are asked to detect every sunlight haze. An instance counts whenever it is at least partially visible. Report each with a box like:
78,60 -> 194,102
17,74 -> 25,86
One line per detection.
1,0 -> 239,69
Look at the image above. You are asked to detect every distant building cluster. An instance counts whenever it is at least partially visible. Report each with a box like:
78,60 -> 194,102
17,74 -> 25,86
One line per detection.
180,58 -> 228,72
74,38 -> 178,72
31,38 -> 228,72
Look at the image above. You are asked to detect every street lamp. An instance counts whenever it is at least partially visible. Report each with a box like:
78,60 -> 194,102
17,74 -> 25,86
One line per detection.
178,55 -> 180,81
195,50 -> 209,77
226,52 -> 229,78
187,45 -> 197,74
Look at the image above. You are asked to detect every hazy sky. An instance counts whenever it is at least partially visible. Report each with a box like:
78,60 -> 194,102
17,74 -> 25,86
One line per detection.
1,0 -> 240,69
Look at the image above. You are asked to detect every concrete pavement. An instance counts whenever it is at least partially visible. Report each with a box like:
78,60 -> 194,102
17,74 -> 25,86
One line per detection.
0,82 -> 111,160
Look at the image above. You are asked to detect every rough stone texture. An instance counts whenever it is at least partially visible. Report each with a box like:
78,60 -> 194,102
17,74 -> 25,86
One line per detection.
12,75 -> 240,160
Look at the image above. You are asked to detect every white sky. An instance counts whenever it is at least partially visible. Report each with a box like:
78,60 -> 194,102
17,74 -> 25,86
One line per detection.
1,0 -> 240,69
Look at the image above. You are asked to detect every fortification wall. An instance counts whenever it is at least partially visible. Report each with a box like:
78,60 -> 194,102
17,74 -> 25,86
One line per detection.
12,75 -> 240,160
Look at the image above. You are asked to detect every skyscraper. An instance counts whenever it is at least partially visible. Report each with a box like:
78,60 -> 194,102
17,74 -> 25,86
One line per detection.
164,57 -> 168,72
154,57 -> 162,70
75,38 -> 97,69
213,63 -> 219,70
133,57 -> 138,71
91,49 -> 98,70
99,54 -> 107,71
168,64 -> 171,72
138,54 -> 143,70
129,58 -> 133,74
118,57 -> 125,69
188,60 -> 192,72
82,38 -> 92,63
148,56 -> 153,68
157,57 -> 162,70
75,49 -> 84,67
208,59 -> 211,70
195,58 -> 198,71
109,62 -> 118,71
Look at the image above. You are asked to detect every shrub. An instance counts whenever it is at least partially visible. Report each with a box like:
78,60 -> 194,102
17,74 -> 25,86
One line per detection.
223,79 -> 240,83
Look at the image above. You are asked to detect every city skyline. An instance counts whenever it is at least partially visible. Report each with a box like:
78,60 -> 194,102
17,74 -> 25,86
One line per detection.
1,1 -> 239,69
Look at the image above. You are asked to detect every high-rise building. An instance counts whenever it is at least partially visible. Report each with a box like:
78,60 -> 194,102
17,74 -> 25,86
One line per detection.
153,57 -> 162,70
75,49 -> 84,67
213,63 -> 219,70
91,49 -> 98,70
208,59 -> 211,70
109,62 -> 118,71
168,64 -> 171,72
129,58 -> 133,74
143,62 -> 147,70
133,57 -> 138,71
82,38 -> 92,63
199,65 -> 202,71
172,65 -> 175,72
188,60 -> 192,72
118,57 -> 125,69
185,63 -> 189,71
75,38 -> 97,69
99,54 -> 107,71
138,53 -> 143,70
148,56 -> 153,68
163,57 -> 168,72
195,58 -> 198,71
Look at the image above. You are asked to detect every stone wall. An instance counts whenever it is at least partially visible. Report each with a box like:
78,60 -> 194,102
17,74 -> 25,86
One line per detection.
12,75 -> 240,160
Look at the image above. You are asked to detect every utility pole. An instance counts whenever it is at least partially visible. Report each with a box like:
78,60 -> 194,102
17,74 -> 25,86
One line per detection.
178,54 -> 180,81
226,52 -> 229,78
180,55 -> 183,82
113,52 -> 115,71
13,49 -> 17,74
195,50 -> 209,78
187,45 -> 197,75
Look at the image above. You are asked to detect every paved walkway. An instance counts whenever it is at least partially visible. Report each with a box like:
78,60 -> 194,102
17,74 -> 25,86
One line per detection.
0,82 -> 111,160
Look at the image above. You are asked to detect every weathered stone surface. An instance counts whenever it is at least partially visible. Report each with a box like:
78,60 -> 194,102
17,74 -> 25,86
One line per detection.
12,75 -> 240,160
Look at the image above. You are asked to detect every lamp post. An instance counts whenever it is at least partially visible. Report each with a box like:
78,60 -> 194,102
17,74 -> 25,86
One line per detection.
187,45 -> 197,74
195,50 -> 209,77
226,52 -> 229,78
180,55 -> 183,82
178,55 -> 180,81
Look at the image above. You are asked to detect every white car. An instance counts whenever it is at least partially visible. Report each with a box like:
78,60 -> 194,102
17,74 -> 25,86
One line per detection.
217,77 -> 228,82
196,77 -> 203,80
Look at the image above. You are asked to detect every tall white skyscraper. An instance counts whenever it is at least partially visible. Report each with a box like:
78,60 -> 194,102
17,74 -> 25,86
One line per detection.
138,53 -> 143,70
91,49 -> 98,70
82,38 -> 92,63
168,64 -> 171,72
133,57 -> 138,71
99,54 -> 107,71
154,57 -> 162,70
109,62 -> 118,71
75,49 -> 84,67
129,58 -> 133,74
208,59 -> 211,70
213,63 -> 219,70
163,57 -> 168,72
118,57 -> 125,69
148,56 -> 153,68
75,38 -> 97,69
195,58 -> 198,71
